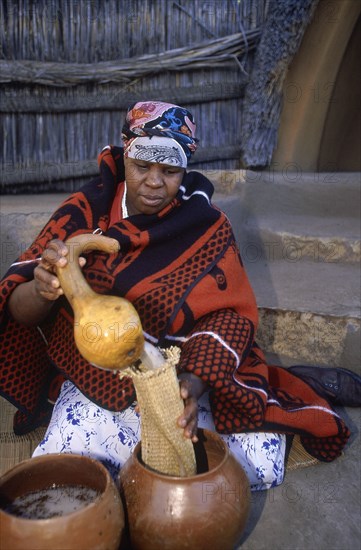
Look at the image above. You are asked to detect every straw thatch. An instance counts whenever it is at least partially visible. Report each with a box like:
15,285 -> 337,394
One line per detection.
0,0 -> 315,193
0,0 -> 267,193
0,32 -> 260,86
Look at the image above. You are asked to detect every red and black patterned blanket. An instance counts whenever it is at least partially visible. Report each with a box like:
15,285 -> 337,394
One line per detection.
0,146 -> 350,460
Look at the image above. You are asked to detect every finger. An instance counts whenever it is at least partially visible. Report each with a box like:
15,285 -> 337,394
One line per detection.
34,265 -> 64,299
37,284 -> 63,300
179,379 -> 191,400
179,400 -> 196,424
35,264 -> 61,288
182,416 -> 199,442
178,397 -> 198,429
41,240 -> 69,269
38,288 -> 64,301
36,280 -> 64,301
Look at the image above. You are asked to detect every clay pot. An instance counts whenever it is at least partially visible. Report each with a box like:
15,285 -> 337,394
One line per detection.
119,429 -> 250,550
0,454 -> 124,550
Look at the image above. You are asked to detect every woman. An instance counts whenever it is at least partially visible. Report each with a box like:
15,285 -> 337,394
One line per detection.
0,101 -> 359,490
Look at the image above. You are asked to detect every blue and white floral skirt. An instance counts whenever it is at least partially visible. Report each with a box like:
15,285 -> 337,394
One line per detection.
33,380 -> 286,491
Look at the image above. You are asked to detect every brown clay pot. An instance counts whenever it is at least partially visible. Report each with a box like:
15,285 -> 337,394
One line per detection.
0,454 -> 124,550
119,429 -> 250,550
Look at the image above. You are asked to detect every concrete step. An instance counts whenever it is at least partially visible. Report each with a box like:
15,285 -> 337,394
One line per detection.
214,195 -> 360,264
238,408 -> 361,550
241,213 -> 360,264
211,171 -> 361,371
213,170 -> 361,266
246,259 -> 360,318
211,170 -> 361,218
246,259 -> 360,371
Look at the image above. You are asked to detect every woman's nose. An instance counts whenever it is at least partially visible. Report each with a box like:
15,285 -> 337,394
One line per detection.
145,168 -> 163,187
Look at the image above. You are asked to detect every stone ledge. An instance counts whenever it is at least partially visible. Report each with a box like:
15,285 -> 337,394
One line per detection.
246,259 -> 360,319
258,308 -> 360,373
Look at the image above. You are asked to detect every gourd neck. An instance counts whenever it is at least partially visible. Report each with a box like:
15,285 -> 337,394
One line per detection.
56,234 -> 120,309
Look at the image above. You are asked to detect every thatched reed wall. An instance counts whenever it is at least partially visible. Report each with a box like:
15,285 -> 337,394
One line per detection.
1,0 -> 270,193
1,0 -> 317,194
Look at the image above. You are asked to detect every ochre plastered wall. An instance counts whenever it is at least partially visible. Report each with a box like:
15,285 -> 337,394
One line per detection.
272,0 -> 360,172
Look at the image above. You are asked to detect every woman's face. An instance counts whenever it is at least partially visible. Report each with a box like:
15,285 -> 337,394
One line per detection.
124,157 -> 185,215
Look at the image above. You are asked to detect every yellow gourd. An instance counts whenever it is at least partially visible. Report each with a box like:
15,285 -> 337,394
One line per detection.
56,234 -> 144,370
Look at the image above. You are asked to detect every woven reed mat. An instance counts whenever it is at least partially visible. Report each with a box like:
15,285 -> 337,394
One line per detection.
0,398 -> 46,476
286,435 -> 320,472
123,348 -> 197,477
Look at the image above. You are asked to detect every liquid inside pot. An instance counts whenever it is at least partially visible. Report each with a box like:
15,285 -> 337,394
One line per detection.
2,484 -> 101,519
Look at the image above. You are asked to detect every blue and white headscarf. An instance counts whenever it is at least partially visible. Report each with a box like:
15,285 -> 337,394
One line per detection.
122,101 -> 198,168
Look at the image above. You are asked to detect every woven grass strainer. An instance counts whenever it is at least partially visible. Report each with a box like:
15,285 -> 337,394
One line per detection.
121,344 -> 197,477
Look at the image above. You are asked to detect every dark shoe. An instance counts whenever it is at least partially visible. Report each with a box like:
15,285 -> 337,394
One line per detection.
288,365 -> 361,407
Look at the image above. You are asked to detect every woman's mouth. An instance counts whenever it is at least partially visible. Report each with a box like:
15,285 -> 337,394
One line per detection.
141,195 -> 164,207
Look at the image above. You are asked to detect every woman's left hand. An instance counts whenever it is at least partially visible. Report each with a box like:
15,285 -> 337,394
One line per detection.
177,372 -> 207,443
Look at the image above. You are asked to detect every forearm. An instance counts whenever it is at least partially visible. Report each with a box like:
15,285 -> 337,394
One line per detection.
8,280 -> 54,326
7,240 -> 75,327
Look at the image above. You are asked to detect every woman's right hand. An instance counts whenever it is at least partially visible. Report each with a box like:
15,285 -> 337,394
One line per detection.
34,239 -> 68,301
34,239 -> 86,301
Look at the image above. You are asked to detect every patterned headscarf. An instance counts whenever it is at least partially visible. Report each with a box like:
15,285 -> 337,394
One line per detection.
122,101 -> 198,168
